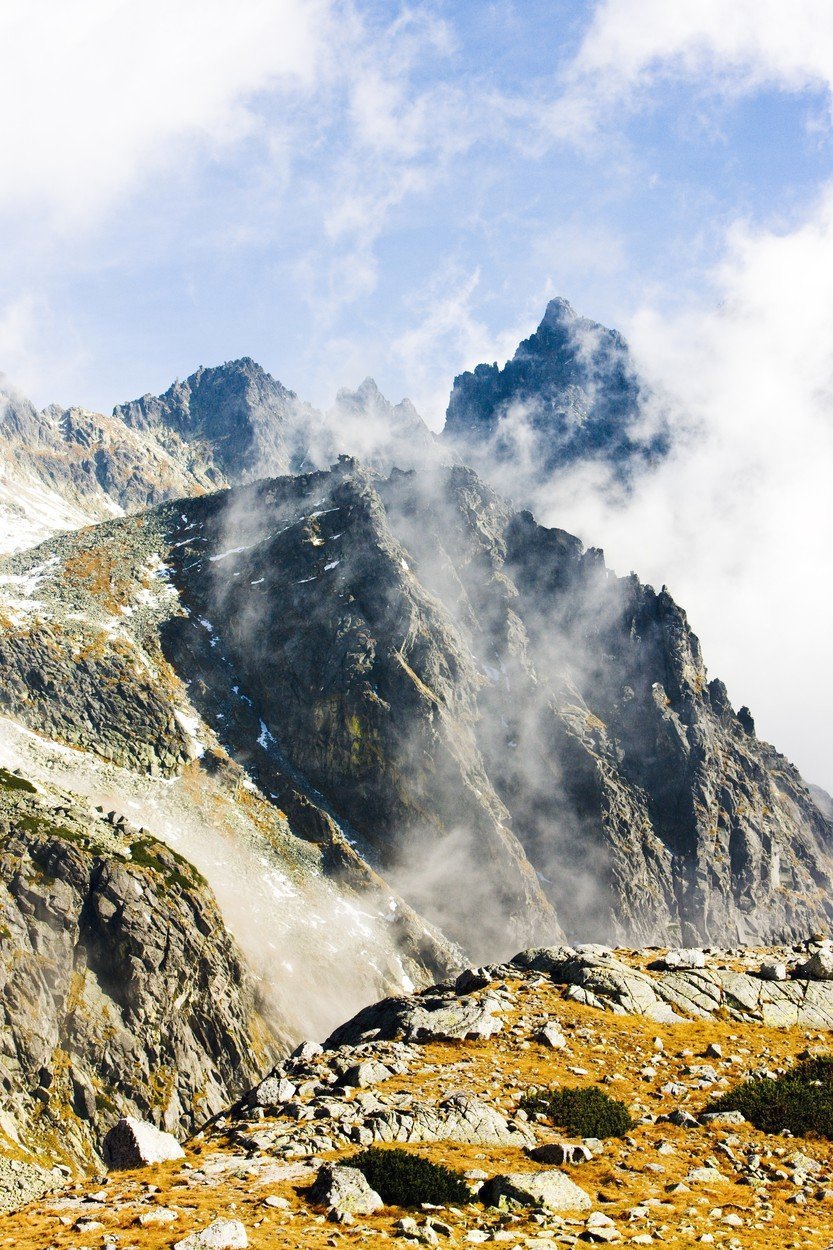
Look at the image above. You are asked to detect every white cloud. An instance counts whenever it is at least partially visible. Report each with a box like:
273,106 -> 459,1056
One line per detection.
547,0 -> 833,142
0,0 -> 330,225
534,187 -> 833,792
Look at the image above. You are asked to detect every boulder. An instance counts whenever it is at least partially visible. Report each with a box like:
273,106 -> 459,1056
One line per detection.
102,1117 -> 185,1169
308,1163 -> 383,1215
173,1219 -> 248,1248
651,949 -> 707,971
537,1022 -> 567,1050
338,1060 -> 392,1089
252,1076 -> 297,1107
795,941 -> 833,981
480,1169 -> 591,1211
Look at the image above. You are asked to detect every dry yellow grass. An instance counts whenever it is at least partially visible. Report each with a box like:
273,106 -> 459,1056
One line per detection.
3,983 -> 833,1249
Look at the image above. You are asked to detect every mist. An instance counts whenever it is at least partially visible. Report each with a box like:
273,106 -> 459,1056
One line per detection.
0,715 -> 434,1048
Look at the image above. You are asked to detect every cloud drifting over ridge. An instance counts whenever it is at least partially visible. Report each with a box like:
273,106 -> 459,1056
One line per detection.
515,1 -> 833,791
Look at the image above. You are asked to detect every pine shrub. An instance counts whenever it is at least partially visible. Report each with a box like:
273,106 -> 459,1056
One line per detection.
349,1146 -> 471,1207
706,1055 -> 833,1138
520,1084 -> 634,1138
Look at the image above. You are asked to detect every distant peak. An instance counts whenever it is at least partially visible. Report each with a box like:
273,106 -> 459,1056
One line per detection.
355,377 -> 383,399
540,297 -> 576,328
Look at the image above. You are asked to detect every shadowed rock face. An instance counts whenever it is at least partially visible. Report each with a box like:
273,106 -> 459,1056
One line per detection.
0,772 -> 271,1169
1,460 -> 830,971
443,297 -> 667,482
113,358 -> 318,484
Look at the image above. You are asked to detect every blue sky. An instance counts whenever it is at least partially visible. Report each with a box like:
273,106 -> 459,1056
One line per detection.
2,0 -> 833,788
1,0 -> 830,420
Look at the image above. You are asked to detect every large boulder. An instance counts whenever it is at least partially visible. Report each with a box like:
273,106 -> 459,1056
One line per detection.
308,1163 -> 383,1215
173,1220 -> 248,1249
102,1116 -> 185,1169
480,1169 -> 592,1211
795,940 -> 833,981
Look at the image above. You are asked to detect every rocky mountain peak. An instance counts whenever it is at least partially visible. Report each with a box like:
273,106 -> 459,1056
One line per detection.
443,296 -> 667,487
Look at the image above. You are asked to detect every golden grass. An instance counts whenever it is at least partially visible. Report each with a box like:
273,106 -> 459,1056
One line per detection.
4,985 -> 833,1248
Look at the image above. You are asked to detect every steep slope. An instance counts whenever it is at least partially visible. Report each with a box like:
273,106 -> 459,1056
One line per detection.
377,466 -> 833,945
443,297 -> 666,486
0,765 -> 271,1171
0,501 -> 463,1056
2,461 -> 827,959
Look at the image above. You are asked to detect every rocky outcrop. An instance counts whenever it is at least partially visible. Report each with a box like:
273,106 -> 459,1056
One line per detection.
443,297 -> 667,485
510,942 -> 833,1029
0,769 -> 272,1169
2,459 -> 829,956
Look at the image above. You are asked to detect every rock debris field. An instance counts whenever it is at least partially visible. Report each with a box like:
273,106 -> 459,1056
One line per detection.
7,940 -> 833,1248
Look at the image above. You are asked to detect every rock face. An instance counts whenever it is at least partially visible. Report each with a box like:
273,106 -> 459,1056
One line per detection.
443,297 -> 666,485
0,770 -> 271,1167
2,459 -> 830,957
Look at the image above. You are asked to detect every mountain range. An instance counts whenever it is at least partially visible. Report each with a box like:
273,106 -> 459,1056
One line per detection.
0,298 -> 830,1176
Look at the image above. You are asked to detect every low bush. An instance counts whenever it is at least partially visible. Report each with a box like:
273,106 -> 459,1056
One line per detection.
520,1084 -> 634,1138
349,1146 -> 471,1207
706,1055 -> 833,1139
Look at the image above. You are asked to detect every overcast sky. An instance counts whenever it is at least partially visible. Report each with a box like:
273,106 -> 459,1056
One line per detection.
1,0 -> 832,788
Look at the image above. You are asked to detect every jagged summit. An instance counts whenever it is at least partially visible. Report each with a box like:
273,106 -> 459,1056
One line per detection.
114,355 -> 317,483
0,362 -> 448,553
443,296 -> 667,485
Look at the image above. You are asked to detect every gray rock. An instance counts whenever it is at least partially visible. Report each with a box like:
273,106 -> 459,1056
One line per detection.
253,1077 -> 297,1107
102,1117 -> 185,1169
701,1110 -> 746,1126
480,1169 -> 592,1211
795,941 -> 833,980
308,1163 -> 383,1215
339,1060 -> 392,1089
326,992 -> 504,1048
758,962 -> 788,981
537,1022 -> 567,1050
653,949 -> 707,971
665,1109 -> 700,1128
173,1219 -> 248,1249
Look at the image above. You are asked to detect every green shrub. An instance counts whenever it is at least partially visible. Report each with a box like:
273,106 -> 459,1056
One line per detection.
706,1055 -> 833,1139
520,1084 -> 634,1138
0,767 -> 37,794
349,1146 -> 471,1207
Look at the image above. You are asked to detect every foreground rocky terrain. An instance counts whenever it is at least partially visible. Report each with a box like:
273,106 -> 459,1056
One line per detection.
6,940 -> 833,1246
